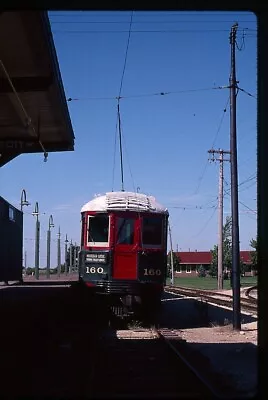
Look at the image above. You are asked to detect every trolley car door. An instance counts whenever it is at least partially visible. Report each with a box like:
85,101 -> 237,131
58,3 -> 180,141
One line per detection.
113,216 -> 137,279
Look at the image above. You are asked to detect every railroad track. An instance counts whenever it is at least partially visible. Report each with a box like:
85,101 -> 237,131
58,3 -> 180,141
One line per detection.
88,324 -> 226,399
244,285 -> 258,301
165,285 -> 257,314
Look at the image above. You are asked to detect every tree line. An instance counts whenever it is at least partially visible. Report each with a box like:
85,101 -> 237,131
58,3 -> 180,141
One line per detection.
167,216 -> 258,278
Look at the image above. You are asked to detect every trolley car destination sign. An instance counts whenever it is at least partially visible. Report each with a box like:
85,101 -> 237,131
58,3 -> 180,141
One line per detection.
86,253 -> 107,263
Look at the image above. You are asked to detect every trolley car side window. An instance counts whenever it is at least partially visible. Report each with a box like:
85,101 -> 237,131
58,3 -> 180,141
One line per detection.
117,218 -> 134,245
87,214 -> 109,247
142,216 -> 163,247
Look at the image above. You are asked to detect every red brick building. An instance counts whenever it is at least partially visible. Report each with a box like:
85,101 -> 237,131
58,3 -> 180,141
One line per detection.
170,250 -> 255,278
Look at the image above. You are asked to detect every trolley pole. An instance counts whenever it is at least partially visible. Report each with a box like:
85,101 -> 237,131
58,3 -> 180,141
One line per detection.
46,215 -> 54,279
168,223 -> 174,285
117,102 -> 125,192
229,22 -> 241,330
57,226 -> 61,277
208,149 -> 230,290
65,234 -> 69,276
32,202 -> 40,280
69,240 -> 73,275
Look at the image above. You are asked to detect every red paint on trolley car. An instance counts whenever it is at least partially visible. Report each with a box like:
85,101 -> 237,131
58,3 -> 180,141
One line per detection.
78,191 -> 169,311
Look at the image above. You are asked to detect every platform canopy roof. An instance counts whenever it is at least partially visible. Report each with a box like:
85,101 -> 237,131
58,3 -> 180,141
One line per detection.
0,11 -> 74,167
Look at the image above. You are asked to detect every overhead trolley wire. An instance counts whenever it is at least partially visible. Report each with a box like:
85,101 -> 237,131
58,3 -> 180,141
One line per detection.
67,85 -> 228,102
52,29 -> 238,34
52,27 -> 256,34
49,11 -> 256,16
50,20 -> 257,24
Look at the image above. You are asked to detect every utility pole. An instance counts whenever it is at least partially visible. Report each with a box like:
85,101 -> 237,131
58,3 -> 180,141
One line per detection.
74,242 -> 76,271
69,240 -> 73,275
208,149 -> 230,290
74,242 -> 78,272
65,234 -> 69,276
46,215 -> 54,279
20,189 -> 30,278
32,202 -> 40,280
57,226 -> 61,277
229,22 -> 241,330
24,251 -> 27,272
168,223 -> 174,285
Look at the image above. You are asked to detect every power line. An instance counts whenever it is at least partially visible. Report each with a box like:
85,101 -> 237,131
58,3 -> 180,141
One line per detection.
166,195 -> 219,212
50,20 -> 256,24
211,96 -> 230,149
224,173 -> 256,195
167,205 -> 216,210
193,95 -> 230,195
52,29 -> 252,34
190,206 -> 218,238
49,11 -> 256,17
224,188 -> 256,214
67,85 -> 228,102
238,180 -> 257,193
237,86 -> 257,99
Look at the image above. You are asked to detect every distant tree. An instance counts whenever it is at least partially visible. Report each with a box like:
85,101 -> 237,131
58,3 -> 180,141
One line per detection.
197,265 -> 206,278
209,216 -> 232,277
167,251 -> 180,276
60,264 -> 67,273
50,268 -> 57,275
250,237 -> 257,271
26,267 -> 34,275
209,245 -> 218,278
240,263 -> 246,277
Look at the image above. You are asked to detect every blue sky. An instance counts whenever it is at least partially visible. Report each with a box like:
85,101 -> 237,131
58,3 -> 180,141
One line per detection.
0,11 -> 257,267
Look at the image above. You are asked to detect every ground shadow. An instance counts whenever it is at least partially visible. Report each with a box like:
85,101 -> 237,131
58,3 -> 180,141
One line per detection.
157,292 -> 257,330
166,338 -> 258,398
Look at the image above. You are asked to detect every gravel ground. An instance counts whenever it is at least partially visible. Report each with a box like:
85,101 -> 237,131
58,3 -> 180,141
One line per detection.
159,292 -> 258,397
179,322 -> 257,394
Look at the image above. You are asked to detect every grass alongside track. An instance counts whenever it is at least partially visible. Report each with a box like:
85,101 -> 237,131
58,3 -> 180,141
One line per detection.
166,276 -> 257,290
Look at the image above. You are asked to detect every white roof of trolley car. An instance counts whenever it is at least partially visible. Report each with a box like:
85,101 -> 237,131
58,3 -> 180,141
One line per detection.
81,191 -> 169,214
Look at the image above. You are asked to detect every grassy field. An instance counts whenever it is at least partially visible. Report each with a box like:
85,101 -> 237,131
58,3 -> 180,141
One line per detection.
166,276 -> 257,290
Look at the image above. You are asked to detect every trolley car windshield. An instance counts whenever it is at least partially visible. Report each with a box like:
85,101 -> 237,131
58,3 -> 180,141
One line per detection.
142,216 -> 163,247
87,214 -> 109,246
117,218 -> 135,245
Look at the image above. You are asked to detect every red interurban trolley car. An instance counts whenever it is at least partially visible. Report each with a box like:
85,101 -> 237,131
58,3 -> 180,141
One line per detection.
78,191 -> 169,312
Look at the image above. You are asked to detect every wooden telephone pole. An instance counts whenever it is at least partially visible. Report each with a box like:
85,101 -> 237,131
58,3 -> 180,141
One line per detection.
208,149 -> 230,290
229,22 -> 241,330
